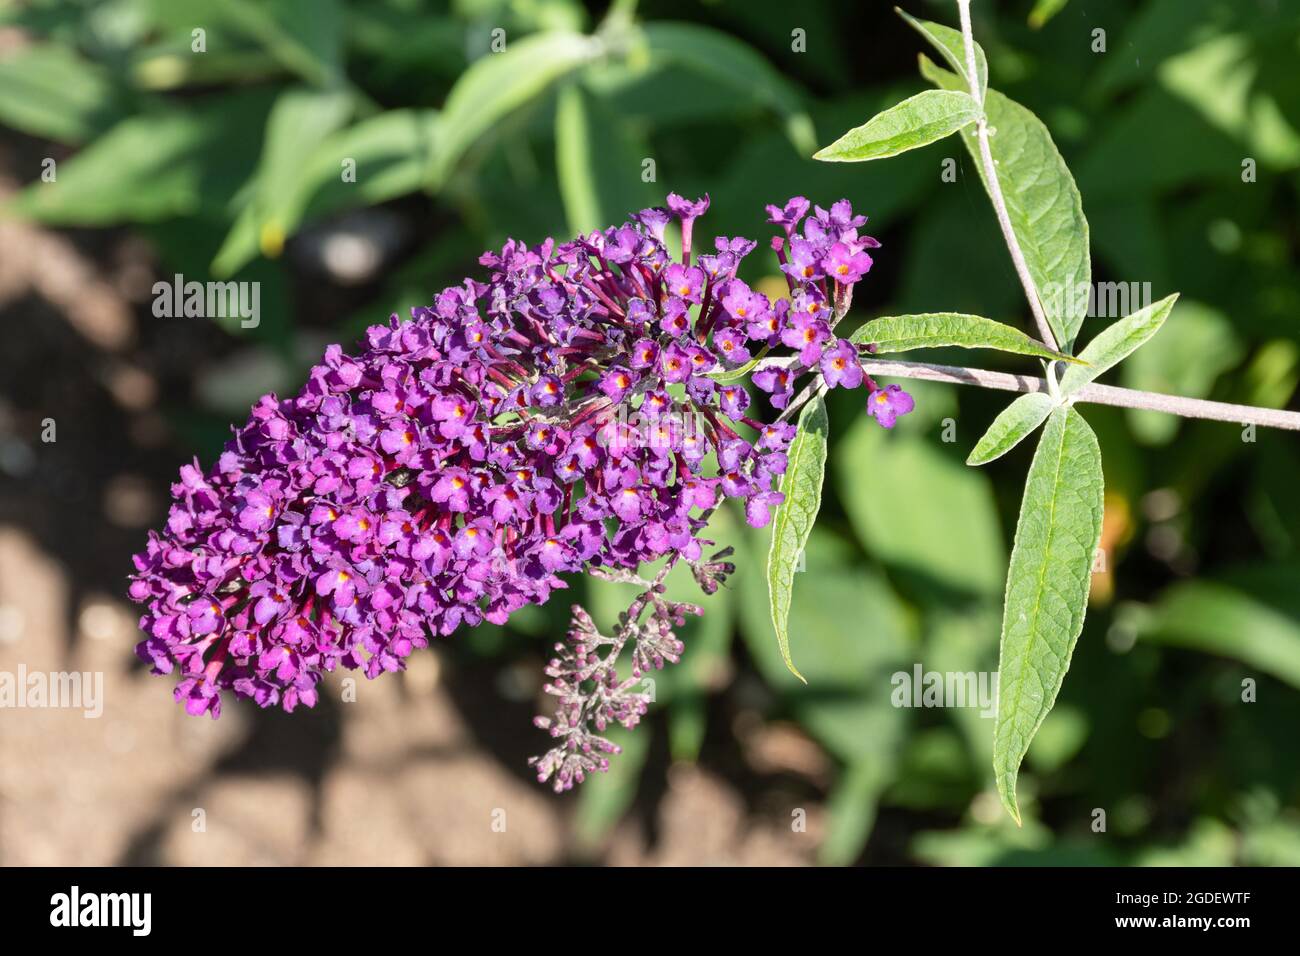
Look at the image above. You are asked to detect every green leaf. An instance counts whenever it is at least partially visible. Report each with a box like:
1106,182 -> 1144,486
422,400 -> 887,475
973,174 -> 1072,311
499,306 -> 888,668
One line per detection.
850,312 -> 1075,362
574,725 -> 650,847
0,43 -> 126,145
555,82 -> 655,236
6,91 -> 273,225
555,83 -> 602,235
994,406 -> 1104,824
821,759 -> 884,866
896,8 -> 987,101
838,421 -> 1006,599
428,31 -> 597,188
967,392 -> 1059,466
212,86 -> 354,275
639,21 -> 817,155
298,108 -> 438,220
814,90 -> 980,163
1123,564 -> 1300,691
767,393 -> 829,682
921,56 -> 1091,352
1028,0 -> 1071,29
1059,293 -> 1179,397
213,0 -> 344,87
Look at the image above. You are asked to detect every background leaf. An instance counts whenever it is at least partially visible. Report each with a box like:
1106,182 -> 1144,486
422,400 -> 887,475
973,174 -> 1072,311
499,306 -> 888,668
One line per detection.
639,21 -> 817,155
212,86 -> 354,275
1123,564 -> 1300,691
7,91 -> 273,224
555,81 -> 654,235
0,43 -> 126,144
428,31 -> 596,187
837,415 -> 1006,599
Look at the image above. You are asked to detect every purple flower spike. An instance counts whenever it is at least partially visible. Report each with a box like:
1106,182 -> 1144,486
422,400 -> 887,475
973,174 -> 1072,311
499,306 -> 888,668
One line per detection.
128,189 -> 885,790
866,384 -> 915,429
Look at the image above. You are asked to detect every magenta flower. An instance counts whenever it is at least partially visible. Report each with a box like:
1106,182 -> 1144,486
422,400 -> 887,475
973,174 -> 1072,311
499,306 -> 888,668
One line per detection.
867,384 -> 916,428
820,339 -> 864,389
765,196 -> 810,235
823,241 -> 874,284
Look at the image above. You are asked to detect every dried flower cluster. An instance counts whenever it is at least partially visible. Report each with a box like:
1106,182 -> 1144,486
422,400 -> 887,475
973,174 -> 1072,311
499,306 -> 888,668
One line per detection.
529,551 -> 735,791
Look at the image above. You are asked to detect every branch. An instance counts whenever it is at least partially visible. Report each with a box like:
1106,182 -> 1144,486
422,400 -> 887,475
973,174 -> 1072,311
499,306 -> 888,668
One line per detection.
956,0 -> 1060,353
747,355 -> 1300,430
863,358 -> 1300,432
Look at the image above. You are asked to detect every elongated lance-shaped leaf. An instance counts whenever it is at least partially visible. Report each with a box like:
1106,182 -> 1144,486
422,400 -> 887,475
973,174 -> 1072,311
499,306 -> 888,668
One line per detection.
555,82 -> 656,238
555,83 -> 602,236
427,31 -> 596,187
850,313 -> 1076,362
767,393 -> 830,683
967,392 -> 1059,466
814,90 -> 980,163
1059,294 -> 1179,397
0,43 -> 126,145
213,85 -> 354,275
920,56 -> 1091,352
994,406 -> 1104,824
896,8 -> 987,101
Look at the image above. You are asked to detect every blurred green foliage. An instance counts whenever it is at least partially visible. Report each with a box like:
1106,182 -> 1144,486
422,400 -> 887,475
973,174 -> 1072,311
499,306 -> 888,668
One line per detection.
4,0 -> 1300,865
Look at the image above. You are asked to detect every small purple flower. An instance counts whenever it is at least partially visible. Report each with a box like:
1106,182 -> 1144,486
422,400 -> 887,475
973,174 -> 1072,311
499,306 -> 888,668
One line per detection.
531,375 -> 564,407
823,241 -> 874,285
719,385 -> 750,418
713,327 -> 751,365
781,237 -> 823,283
667,192 -> 710,221
820,339 -> 864,389
765,196 -> 810,234
781,312 -> 831,367
598,366 -> 638,402
668,193 -> 710,262
744,490 -> 785,528
660,342 -> 693,383
866,384 -> 915,429
663,264 -> 706,304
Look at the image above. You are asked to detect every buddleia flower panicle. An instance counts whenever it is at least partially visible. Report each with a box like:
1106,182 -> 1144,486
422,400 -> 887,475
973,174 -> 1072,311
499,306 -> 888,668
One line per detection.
128,193 -> 910,784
